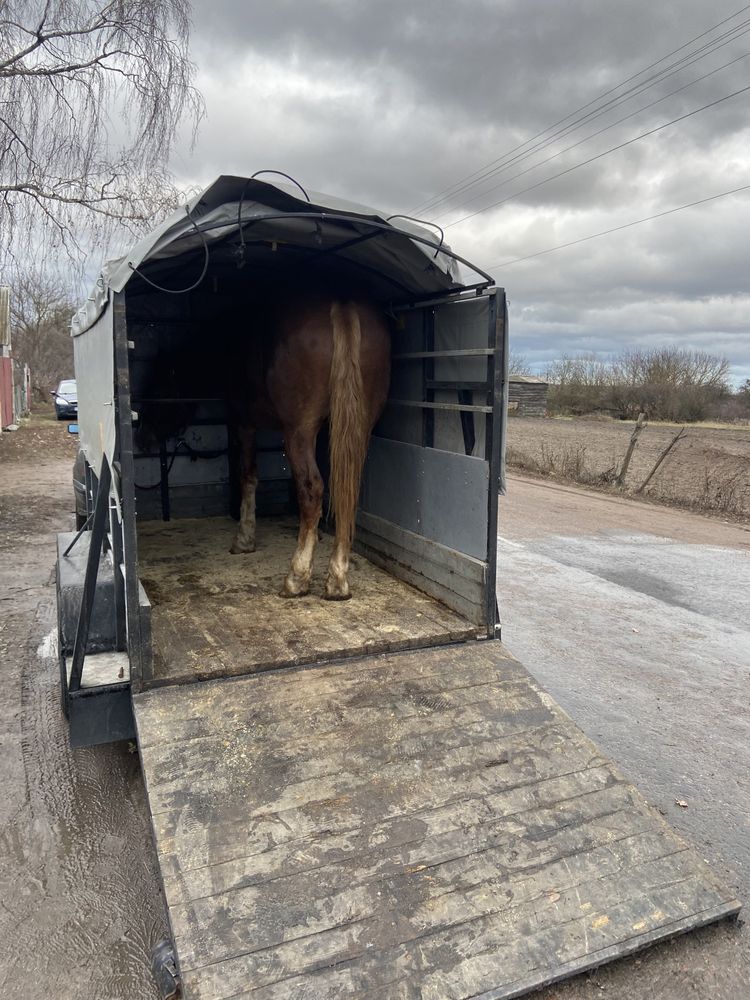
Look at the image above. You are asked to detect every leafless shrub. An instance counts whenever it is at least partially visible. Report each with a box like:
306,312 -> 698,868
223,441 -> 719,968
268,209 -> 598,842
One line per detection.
546,347 -> 731,423
693,466 -> 749,517
546,353 -> 611,416
508,350 -> 532,376
507,441 -> 600,485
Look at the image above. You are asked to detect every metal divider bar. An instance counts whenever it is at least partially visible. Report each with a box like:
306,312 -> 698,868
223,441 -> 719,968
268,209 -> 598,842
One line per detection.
113,291 -> 145,687
388,399 -> 492,414
69,456 -> 112,693
393,349 -> 494,360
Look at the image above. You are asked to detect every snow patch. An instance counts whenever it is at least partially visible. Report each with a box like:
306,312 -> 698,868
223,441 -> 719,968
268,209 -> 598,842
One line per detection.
37,629 -> 58,660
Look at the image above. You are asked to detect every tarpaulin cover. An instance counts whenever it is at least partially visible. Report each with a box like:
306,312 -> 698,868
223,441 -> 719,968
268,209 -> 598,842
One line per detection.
72,175 -> 492,337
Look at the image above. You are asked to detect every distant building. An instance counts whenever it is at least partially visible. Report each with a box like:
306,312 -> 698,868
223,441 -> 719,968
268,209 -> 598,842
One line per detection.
508,375 -> 548,417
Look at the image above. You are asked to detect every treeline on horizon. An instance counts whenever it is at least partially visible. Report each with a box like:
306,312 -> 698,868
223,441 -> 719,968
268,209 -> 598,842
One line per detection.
543,348 -> 750,423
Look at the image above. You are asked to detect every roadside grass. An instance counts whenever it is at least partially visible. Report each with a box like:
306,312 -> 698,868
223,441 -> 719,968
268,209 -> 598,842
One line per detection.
682,467 -> 749,519
506,442 -> 616,488
506,428 -> 750,521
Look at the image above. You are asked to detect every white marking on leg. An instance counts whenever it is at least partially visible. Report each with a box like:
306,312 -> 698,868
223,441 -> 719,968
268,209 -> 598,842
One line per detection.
325,541 -> 351,599
231,475 -> 257,553
283,523 -> 318,596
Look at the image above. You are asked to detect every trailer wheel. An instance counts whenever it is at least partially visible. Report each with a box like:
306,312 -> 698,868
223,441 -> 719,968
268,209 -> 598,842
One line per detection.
151,939 -> 180,999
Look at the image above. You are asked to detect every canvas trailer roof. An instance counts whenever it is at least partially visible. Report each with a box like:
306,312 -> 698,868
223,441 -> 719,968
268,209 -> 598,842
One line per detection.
72,173 -> 495,337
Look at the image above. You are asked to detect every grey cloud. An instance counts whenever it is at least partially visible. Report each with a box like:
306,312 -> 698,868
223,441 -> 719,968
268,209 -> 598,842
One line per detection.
176,0 -> 750,384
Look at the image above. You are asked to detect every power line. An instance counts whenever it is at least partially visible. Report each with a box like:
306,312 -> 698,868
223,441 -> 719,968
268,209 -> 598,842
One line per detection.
482,182 -> 750,270
414,5 -> 750,215
413,4 -> 750,217
419,16 -> 750,218
422,17 -> 750,217
431,47 -> 750,223
444,81 -> 750,229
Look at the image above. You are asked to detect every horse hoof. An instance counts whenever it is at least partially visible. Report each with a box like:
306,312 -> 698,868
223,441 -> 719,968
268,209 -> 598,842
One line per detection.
230,540 -> 255,554
324,578 -> 351,601
281,577 -> 310,598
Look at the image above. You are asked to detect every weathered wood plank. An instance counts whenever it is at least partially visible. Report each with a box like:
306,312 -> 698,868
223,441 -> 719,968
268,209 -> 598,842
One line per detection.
169,785 -> 660,973
152,749 -> 608,881
134,643 -> 740,1000
147,719 -> 602,861
135,642 -> 520,749
179,872 -> 730,1000
138,516 -> 477,686
139,670 -> 545,779
161,764 -> 623,906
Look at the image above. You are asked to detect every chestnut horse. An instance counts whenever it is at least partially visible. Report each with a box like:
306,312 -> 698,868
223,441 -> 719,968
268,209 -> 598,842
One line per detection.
229,299 -> 390,600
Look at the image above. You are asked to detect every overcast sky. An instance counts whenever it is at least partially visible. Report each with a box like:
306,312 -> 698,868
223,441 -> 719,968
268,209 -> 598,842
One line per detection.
171,0 -> 750,384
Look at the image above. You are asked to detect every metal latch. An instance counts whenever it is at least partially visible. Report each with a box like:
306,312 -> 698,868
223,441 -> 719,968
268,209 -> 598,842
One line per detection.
151,939 -> 180,999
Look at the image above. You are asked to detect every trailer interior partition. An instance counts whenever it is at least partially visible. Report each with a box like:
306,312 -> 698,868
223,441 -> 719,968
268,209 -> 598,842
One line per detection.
66,176 -> 507,705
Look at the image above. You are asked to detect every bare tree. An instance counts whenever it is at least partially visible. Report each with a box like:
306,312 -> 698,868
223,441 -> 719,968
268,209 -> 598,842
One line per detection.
545,353 -> 611,414
0,0 -> 203,262
9,265 -> 76,397
508,350 -> 532,376
546,347 -> 731,421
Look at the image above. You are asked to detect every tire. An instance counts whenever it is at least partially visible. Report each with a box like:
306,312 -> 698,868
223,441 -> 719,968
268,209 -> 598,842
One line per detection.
72,450 -> 88,529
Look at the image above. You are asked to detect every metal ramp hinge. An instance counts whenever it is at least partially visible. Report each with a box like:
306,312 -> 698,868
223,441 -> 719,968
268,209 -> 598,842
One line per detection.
151,938 -> 180,999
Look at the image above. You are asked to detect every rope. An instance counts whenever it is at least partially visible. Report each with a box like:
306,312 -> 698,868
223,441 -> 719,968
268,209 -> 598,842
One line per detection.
127,205 -> 210,294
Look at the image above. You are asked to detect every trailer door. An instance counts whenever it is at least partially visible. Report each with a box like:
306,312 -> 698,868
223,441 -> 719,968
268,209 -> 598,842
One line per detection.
358,287 -> 507,633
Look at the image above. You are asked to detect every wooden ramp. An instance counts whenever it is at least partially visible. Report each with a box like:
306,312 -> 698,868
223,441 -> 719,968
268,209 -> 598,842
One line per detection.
134,643 -> 739,1000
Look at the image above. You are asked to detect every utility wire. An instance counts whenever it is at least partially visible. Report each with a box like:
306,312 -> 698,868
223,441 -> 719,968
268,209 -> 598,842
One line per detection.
420,17 -> 750,216
418,17 -> 750,218
413,4 -> 750,216
482,182 -> 750,270
430,48 -> 750,223
443,81 -> 750,229
414,6 -> 750,215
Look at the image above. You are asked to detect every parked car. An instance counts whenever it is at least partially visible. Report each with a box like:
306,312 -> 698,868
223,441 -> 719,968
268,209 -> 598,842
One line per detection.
52,379 -> 77,419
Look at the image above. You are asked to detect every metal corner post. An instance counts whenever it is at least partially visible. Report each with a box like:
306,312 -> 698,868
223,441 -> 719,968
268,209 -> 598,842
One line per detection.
484,288 -> 507,637
113,290 -> 145,689
68,456 -> 112,693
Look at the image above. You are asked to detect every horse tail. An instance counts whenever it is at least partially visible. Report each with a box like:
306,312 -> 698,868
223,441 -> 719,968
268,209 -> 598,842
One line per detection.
328,301 -> 368,544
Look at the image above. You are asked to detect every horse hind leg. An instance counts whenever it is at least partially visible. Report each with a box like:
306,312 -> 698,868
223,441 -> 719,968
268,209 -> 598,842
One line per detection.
325,534 -> 352,601
230,426 -> 257,554
282,427 -> 324,597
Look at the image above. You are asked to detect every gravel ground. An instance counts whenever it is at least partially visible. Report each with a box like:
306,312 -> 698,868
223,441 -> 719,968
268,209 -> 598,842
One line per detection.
0,411 -> 168,1000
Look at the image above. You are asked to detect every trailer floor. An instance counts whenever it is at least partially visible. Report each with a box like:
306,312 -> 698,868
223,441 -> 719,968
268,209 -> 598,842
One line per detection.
134,642 -> 739,1000
138,516 -> 477,686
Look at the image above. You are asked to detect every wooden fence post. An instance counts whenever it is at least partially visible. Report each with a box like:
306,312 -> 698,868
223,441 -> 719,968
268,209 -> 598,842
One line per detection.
635,427 -> 686,495
615,412 -> 647,488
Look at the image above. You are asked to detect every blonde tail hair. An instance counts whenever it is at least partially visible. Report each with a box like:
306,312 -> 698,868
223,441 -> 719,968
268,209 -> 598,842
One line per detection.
328,301 -> 369,544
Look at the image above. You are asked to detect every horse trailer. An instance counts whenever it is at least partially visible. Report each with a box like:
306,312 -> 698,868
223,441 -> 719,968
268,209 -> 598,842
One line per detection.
56,174 -> 738,999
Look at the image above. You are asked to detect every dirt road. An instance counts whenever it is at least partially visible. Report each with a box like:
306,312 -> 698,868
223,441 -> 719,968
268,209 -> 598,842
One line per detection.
0,414 -> 167,1000
1,417 -> 747,998
499,473 -> 749,999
